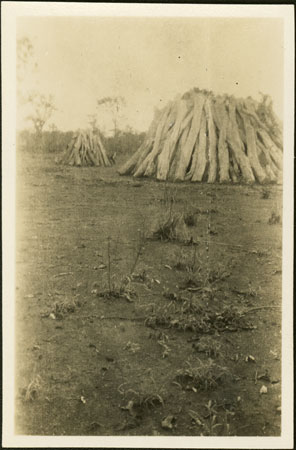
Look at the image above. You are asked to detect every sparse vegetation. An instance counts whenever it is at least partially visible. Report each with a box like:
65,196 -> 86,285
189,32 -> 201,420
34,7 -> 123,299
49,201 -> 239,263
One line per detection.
16,145 -> 282,437
119,378 -> 165,419
121,391 -> 164,417
173,247 -> 199,272
129,228 -> 146,276
23,375 -> 42,402
152,213 -> 180,241
268,211 -> 281,225
192,336 -> 221,357
160,184 -> 179,207
95,232 -> 146,300
97,277 -> 136,302
49,297 -> 82,320
261,188 -> 271,199
183,211 -> 197,227
145,296 -> 255,334
176,360 -> 230,391
178,258 -> 231,294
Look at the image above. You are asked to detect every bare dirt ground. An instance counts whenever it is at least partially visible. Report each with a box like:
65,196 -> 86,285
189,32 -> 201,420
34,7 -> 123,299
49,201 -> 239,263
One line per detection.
15,149 -> 282,436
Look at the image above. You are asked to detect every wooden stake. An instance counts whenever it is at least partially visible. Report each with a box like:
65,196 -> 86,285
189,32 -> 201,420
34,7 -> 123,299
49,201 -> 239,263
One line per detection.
174,93 -> 206,181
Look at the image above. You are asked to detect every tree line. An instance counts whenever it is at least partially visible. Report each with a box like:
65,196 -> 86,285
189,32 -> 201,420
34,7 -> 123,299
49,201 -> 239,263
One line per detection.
17,36 -> 145,154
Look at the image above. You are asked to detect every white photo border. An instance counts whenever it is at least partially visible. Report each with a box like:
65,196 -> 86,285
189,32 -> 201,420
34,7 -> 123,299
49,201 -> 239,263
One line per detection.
2,2 -> 294,448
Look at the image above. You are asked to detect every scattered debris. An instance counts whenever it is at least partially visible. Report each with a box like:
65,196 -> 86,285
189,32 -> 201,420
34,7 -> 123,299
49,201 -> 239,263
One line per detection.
260,385 -> 268,394
270,350 -> 280,360
157,337 -> 171,359
261,188 -> 270,199
89,422 -> 102,431
192,337 -> 221,358
24,375 -> 42,402
189,410 -> 203,427
121,400 -> 136,417
53,272 -> 73,278
32,344 -> 41,351
176,360 -> 230,391
161,415 -> 176,430
116,418 -> 139,431
268,212 -> 281,225
257,370 -> 271,382
124,341 -> 141,354
183,212 -> 197,227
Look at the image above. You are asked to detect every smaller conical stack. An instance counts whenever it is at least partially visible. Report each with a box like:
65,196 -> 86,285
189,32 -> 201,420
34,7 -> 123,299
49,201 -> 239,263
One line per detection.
61,130 -> 113,167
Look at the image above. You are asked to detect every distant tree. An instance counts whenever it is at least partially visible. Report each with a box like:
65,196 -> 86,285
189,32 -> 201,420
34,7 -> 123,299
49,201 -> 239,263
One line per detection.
17,36 -> 58,140
96,96 -> 126,137
26,92 -> 57,136
17,37 -> 36,81
17,37 -> 38,102
257,92 -> 282,143
87,113 -> 100,134
48,123 -> 58,132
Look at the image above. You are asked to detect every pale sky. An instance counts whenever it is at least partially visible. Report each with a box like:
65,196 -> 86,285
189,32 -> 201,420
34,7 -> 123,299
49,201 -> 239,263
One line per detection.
17,17 -> 284,132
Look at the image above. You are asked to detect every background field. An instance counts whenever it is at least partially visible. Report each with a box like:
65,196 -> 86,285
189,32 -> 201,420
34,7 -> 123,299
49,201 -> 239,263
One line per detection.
15,143 -> 282,436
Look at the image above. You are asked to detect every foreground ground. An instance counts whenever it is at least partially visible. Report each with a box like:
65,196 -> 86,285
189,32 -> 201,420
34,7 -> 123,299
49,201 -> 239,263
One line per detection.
15,149 -> 282,436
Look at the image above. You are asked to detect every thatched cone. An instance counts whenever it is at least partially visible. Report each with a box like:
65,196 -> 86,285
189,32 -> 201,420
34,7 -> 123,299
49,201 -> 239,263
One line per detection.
118,89 -> 283,184
60,130 -> 113,167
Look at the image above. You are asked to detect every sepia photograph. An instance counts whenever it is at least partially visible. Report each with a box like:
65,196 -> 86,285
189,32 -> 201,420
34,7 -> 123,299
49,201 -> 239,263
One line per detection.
2,3 -> 294,448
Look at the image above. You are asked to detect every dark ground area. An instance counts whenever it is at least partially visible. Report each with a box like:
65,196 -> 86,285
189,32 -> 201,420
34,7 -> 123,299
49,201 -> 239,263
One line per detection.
15,149 -> 282,436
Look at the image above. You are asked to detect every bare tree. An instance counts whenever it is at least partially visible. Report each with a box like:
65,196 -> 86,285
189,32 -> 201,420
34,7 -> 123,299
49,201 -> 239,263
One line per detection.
17,37 -> 36,82
26,92 -> 57,136
96,96 -> 126,136
17,37 -> 38,103
17,36 -> 57,138
48,123 -> 58,132
87,113 -> 100,134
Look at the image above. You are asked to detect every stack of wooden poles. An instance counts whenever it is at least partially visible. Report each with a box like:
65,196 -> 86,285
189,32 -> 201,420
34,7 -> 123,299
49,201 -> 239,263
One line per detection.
61,130 -> 113,167
118,88 -> 282,184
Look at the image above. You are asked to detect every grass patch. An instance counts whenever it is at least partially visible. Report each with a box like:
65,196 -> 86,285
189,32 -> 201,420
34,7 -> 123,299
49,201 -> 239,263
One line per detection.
145,298 -> 255,334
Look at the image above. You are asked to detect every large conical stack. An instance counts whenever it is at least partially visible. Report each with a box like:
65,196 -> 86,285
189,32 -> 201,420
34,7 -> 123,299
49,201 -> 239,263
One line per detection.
61,130 -> 113,167
118,88 -> 283,184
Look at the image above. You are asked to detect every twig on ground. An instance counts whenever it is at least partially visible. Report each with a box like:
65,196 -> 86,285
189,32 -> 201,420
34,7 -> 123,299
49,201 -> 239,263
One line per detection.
53,272 -> 73,278
107,237 -> 112,294
80,314 -> 145,321
242,306 -> 281,315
